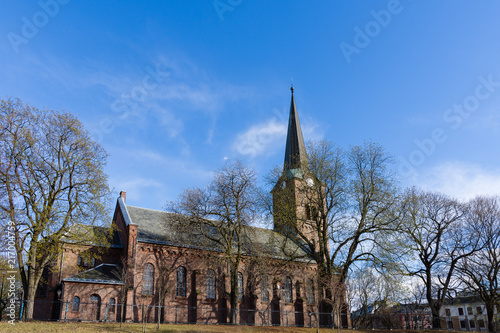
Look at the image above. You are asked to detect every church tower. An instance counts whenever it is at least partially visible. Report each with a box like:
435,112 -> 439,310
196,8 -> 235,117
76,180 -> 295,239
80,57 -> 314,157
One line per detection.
273,87 -> 319,247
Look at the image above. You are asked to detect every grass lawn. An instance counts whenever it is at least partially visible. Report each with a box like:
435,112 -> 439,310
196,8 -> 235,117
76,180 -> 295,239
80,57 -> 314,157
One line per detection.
0,322 -> 430,333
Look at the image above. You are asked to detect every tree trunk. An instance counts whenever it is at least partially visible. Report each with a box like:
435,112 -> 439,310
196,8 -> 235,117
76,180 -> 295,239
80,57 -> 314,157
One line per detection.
157,291 -> 163,330
229,267 -> 238,324
24,282 -> 36,320
486,305 -> 494,333
24,246 -> 41,321
431,308 -> 441,329
120,293 -> 125,328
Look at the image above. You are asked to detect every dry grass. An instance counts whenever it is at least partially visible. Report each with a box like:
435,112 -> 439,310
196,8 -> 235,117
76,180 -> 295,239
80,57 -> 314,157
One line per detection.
0,322 -> 429,333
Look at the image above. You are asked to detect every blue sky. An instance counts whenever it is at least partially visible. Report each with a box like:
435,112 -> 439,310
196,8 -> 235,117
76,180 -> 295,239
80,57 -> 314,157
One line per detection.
2,1 -> 500,211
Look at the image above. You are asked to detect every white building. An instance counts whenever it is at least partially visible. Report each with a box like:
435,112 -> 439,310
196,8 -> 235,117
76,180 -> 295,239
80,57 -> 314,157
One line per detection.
440,292 -> 498,331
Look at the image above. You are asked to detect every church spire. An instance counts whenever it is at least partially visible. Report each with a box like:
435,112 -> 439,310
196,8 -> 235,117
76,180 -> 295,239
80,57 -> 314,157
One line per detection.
284,86 -> 308,176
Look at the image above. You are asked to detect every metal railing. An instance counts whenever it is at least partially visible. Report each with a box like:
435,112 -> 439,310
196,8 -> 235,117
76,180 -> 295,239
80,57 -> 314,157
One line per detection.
10,299 -> 350,328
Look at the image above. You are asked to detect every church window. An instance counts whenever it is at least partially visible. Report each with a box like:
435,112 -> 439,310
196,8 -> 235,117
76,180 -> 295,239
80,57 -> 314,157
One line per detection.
37,268 -> 49,297
261,276 -> 269,302
143,263 -> 154,295
306,279 -> 314,304
109,298 -> 116,313
72,296 -> 80,311
312,206 -> 318,220
176,266 -> 186,297
284,277 -> 292,303
206,269 -> 216,299
306,205 -> 311,220
306,205 -> 318,220
238,272 -> 243,300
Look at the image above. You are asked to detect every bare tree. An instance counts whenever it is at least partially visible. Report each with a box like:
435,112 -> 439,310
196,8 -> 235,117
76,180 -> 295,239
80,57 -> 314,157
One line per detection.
457,196 -> 500,333
348,265 -> 408,329
398,188 -> 482,328
151,247 -> 187,330
168,160 -> 258,324
113,256 -> 133,328
0,98 -> 111,320
270,140 -> 400,324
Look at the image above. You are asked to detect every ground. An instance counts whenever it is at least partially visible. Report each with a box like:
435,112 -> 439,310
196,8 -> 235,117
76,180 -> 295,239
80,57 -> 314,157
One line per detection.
0,322 -> 447,333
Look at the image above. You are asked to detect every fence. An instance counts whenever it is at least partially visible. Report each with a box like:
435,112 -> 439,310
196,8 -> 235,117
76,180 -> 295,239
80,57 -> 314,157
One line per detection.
351,313 -> 433,330
12,299 -> 349,328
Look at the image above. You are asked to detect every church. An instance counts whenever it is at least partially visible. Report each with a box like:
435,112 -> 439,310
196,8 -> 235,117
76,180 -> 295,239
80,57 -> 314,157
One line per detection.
34,88 -> 350,328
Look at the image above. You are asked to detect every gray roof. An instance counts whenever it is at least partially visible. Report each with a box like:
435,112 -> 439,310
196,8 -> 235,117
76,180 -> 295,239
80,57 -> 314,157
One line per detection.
284,87 -> 309,176
62,225 -> 122,248
64,264 -> 123,285
126,205 -> 312,262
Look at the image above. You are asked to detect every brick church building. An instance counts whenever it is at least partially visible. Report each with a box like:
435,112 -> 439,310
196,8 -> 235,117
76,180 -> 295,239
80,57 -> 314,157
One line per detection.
34,88 -> 349,327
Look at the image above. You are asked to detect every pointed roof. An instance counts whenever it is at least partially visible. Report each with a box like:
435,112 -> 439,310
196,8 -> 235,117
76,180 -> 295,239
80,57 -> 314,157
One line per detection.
284,86 -> 308,176
63,264 -> 123,285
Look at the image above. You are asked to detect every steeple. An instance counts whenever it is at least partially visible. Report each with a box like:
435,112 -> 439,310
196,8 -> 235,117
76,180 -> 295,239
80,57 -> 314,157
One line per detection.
284,86 -> 308,177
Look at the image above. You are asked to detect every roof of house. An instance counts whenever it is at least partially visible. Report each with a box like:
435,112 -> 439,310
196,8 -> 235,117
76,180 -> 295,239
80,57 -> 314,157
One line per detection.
63,264 -> 123,285
62,225 -> 123,248
125,204 -> 313,263
443,295 -> 484,305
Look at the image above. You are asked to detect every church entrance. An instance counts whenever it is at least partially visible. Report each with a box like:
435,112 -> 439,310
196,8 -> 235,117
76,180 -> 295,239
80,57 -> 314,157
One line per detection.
89,294 -> 101,321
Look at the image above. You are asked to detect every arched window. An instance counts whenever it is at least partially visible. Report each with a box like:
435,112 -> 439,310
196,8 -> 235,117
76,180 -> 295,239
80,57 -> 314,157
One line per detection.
109,298 -> 116,313
206,269 -> 216,299
284,277 -> 292,303
72,296 -> 80,311
306,279 -> 314,304
143,263 -> 154,295
176,266 -> 186,297
261,276 -> 269,302
238,272 -> 243,300
37,268 -> 49,297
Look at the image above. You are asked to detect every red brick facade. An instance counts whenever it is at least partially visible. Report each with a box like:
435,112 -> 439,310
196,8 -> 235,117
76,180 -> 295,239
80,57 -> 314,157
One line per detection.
34,194 -> 336,327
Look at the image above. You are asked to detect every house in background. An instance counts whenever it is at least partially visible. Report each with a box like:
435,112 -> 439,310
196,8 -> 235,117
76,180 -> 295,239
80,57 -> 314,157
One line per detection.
439,292 -> 498,331
395,303 -> 432,330
351,302 -> 431,330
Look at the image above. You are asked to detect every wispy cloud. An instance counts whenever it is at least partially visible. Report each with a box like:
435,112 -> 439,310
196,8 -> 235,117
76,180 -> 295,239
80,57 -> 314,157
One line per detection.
413,161 -> 500,200
233,117 -> 322,157
115,177 -> 163,203
233,118 -> 287,157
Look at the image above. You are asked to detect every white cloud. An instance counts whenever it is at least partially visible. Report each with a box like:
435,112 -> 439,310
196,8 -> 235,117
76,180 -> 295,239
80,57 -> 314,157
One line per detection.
414,161 -> 500,200
233,116 -> 323,158
115,177 -> 163,203
233,119 -> 287,157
